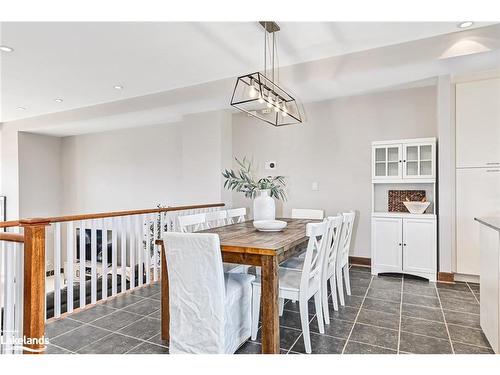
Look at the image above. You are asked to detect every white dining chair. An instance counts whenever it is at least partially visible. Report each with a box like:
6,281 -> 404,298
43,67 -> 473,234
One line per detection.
336,211 -> 356,306
178,213 -> 207,233
162,232 -> 255,353
226,208 -> 247,224
205,210 -> 228,228
251,221 -> 329,354
291,208 -> 324,220
321,215 -> 344,321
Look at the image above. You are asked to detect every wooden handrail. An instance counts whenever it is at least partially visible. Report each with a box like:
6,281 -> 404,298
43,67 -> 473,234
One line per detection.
0,232 -> 24,243
0,220 -> 20,229
0,202 -> 225,228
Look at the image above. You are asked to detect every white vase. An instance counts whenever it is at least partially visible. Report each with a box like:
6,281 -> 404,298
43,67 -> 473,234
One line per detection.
253,189 -> 276,221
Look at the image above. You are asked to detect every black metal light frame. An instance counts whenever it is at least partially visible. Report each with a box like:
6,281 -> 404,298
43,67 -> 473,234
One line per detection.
230,71 -> 302,127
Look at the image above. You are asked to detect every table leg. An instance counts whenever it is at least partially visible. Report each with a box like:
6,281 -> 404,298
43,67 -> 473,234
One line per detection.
260,255 -> 280,354
160,244 -> 169,342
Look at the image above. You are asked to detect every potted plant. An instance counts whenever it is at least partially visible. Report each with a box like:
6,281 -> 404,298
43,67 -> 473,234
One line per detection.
222,157 -> 287,221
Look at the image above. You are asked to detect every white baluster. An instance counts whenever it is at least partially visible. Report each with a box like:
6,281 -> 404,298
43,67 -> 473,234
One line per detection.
54,223 -> 61,318
145,214 -> 152,285
13,242 -> 24,354
101,218 -> 108,301
79,220 -> 86,309
111,217 -> 118,296
0,243 -> 4,354
136,215 -> 143,287
153,214 -> 158,282
120,217 -> 127,293
4,242 -> 15,354
129,216 -> 135,289
66,221 -> 74,313
90,219 -> 97,304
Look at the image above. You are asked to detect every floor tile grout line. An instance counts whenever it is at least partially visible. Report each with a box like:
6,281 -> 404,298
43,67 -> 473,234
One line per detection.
466,282 -> 480,305
448,339 -> 493,350
402,301 -> 479,316
84,321 -> 169,349
341,275 -> 374,354
48,342 -> 78,354
74,331 -> 116,353
434,282 -> 455,354
347,339 -> 397,353
397,276 -> 404,354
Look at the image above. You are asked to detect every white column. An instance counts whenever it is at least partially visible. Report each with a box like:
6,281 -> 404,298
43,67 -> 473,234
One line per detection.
437,75 -> 456,273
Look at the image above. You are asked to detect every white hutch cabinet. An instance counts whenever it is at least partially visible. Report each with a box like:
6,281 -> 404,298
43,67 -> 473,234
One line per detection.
371,138 -> 437,281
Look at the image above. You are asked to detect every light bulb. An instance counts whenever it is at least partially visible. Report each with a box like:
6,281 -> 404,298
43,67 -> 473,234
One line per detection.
266,95 -> 273,108
249,85 -> 257,98
258,95 -> 265,104
281,102 -> 288,116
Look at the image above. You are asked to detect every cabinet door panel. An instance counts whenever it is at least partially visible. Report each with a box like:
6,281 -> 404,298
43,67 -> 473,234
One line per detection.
372,217 -> 402,272
402,218 -> 436,274
456,78 -> 500,168
456,168 -> 500,275
372,145 -> 402,180
403,143 -> 435,179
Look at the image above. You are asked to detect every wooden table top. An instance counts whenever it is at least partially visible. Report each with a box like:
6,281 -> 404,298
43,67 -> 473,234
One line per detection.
200,218 -> 316,256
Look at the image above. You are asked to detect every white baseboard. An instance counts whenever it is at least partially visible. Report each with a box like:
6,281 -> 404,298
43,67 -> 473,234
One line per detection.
454,273 -> 480,284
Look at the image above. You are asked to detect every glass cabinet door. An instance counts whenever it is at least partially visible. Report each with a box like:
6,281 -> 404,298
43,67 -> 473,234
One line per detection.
403,143 -> 434,179
373,145 -> 402,179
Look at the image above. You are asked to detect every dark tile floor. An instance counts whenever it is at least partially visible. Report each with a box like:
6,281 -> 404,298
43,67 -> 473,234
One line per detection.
45,266 -> 492,354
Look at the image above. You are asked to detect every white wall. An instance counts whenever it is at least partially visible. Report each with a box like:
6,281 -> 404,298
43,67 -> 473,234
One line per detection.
18,132 -> 62,218
60,111 -> 232,214
231,86 -> 437,258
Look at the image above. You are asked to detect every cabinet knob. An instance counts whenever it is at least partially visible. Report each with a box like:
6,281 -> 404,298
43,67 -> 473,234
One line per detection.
403,243 -> 407,246
398,243 -> 402,246
403,160 -> 406,163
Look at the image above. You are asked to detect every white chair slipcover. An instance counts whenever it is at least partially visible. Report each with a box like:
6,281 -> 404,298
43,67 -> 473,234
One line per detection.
162,232 -> 255,353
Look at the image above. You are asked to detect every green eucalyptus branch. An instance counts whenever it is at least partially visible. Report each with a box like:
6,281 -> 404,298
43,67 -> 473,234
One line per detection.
222,157 -> 287,201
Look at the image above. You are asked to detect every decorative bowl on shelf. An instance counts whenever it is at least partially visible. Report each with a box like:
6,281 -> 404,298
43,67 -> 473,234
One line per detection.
403,201 -> 431,214
253,220 -> 288,232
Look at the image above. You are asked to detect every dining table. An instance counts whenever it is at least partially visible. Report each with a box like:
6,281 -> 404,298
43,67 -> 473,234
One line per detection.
158,218 -> 316,354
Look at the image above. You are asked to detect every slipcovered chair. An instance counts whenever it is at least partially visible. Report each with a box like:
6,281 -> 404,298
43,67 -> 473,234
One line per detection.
162,232 -> 255,353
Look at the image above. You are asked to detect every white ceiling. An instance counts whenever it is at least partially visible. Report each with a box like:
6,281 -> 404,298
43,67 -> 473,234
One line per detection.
1,21 -> 496,123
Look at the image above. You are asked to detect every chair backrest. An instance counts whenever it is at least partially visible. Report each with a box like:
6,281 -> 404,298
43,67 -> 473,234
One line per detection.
323,215 -> 344,276
300,220 -> 329,292
162,232 -> 226,353
226,208 -> 246,224
205,210 -> 227,229
178,213 -> 207,233
291,208 -> 324,220
338,211 -> 356,266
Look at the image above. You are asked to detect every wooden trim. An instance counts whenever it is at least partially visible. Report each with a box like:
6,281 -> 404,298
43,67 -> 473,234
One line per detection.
0,232 -> 24,243
0,220 -> 21,229
349,256 -> 371,267
45,203 -> 225,223
0,203 -> 225,229
21,221 -> 49,354
438,272 -> 455,283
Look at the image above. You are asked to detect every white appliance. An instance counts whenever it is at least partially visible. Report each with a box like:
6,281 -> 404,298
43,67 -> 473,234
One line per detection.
456,78 -> 500,275
371,138 -> 437,281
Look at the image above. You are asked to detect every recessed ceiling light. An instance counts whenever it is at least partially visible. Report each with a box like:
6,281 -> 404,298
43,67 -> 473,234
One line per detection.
54,98 -> 63,103
16,106 -> 26,111
0,45 -> 14,52
458,21 -> 474,29
114,85 -> 124,90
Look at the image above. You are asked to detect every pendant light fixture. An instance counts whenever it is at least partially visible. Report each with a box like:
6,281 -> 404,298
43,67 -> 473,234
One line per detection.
230,22 -> 302,127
